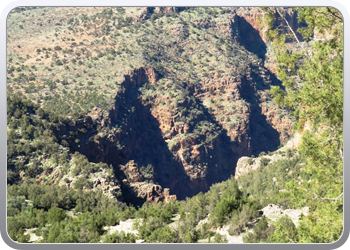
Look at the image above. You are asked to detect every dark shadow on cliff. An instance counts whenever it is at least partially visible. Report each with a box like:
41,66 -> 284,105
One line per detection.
238,66 -> 281,156
250,63 -> 285,91
53,114 -> 146,205
109,79 -> 240,200
109,81 -> 194,201
52,69 -> 188,205
236,16 -> 267,61
168,83 -> 240,197
103,76 -> 241,200
53,65 -> 283,202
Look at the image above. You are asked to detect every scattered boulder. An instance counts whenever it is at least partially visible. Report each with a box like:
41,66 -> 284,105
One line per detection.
260,203 -> 309,226
24,228 -> 43,243
235,153 -> 283,179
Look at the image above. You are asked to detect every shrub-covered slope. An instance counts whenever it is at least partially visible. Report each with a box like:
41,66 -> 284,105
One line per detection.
7,7 -> 292,199
6,7 -> 343,244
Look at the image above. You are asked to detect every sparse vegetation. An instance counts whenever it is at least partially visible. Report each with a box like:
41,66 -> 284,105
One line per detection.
6,6 -> 343,244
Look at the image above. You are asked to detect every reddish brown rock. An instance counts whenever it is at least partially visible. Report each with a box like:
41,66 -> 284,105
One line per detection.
129,182 -> 177,203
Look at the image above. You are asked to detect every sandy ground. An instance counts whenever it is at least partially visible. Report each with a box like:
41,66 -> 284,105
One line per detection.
22,204 -> 307,244
215,225 -> 244,243
103,219 -> 140,236
23,228 -> 43,243
103,218 -> 145,243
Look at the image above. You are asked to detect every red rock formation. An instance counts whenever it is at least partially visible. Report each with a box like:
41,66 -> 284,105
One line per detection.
129,182 -> 177,203
119,160 -> 177,202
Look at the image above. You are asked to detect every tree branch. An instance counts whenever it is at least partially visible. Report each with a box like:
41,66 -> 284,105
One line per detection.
327,7 -> 343,20
286,235 -> 296,243
319,137 -> 336,145
274,7 -> 311,60
303,188 -> 343,201
330,126 -> 343,161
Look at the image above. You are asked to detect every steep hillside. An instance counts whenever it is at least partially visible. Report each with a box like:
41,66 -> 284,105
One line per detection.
6,6 -> 343,244
7,7 -> 293,200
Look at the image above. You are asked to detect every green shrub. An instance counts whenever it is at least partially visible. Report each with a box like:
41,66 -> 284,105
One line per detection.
260,157 -> 270,167
247,156 -> 254,165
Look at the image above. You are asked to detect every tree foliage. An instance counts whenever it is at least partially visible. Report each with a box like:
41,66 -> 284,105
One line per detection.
265,7 -> 343,143
6,7 -> 344,244
262,7 -> 343,243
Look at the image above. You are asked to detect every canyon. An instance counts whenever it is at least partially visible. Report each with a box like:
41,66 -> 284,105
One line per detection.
8,7 -> 298,203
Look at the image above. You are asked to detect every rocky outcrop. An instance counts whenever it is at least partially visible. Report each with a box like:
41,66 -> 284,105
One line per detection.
235,156 -> 258,179
260,203 -> 309,226
51,7 -> 295,202
89,172 -> 121,199
59,168 -> 121,199
128,182 -> 177,202
235,153 -> 284,179
103,219 -> 140,237
118,160 -> 176,202
24,228 -> 43,243
103,67 -> 239,199
119,160 -> 145,183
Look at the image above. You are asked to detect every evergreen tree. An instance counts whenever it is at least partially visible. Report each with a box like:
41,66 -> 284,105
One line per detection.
262,7 -> 343,243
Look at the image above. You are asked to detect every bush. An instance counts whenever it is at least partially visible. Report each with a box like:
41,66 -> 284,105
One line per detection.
247,156 -> 254,165
260,157 -> 270,167
55,60 -> 63,66
212,233 -> 227,243
259,151 -> 266,157
103,231 -> 136,243
73,177 -> 92,190
269,215 -> 297,243
212,196 -> 240,226
243,216 -> 275,243
47,207 -> 66,223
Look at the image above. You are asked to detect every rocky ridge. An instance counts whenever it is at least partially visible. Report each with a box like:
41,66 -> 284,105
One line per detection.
235,153 -> 285,180
7,7 -> 300,202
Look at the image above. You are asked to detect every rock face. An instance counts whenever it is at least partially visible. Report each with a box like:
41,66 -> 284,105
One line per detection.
120,160 -> 145,183
50,8 -> 296,202
128,182 -> 177,203
260,203 -> 309,226
235,153 -> 284,179
120,160 -> 177,202
56,65 -> 292,201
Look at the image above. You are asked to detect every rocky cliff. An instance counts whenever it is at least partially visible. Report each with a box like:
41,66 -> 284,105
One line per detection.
8,7 -> 297,203
56,64 -> 292,201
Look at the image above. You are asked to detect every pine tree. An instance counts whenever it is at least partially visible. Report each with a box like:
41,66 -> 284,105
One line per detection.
262,7 -> 343,243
